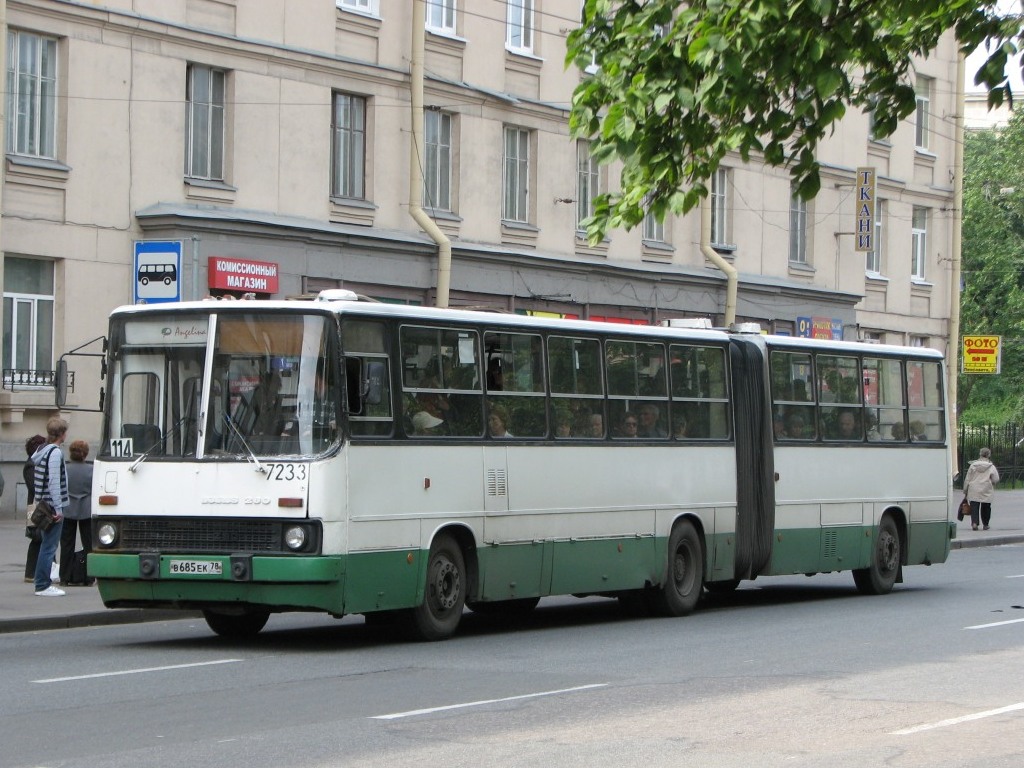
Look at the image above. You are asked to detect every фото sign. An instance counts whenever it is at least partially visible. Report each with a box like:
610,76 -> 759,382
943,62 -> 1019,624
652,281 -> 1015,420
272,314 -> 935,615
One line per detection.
208,257 -> 279,294
962,335 -> 1002,374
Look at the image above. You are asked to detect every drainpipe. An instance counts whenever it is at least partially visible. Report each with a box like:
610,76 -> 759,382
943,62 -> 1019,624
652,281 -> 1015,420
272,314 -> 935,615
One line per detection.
408,0 -> 451,308
701,196 -> 738,327
948,51 -> 966,468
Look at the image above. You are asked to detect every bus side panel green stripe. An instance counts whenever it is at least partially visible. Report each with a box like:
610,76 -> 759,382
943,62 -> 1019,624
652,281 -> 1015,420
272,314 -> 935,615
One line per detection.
907,521 -> 952,564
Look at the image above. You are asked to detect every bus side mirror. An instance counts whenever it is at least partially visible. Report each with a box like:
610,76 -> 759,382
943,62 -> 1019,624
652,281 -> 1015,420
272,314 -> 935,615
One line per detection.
55,359 -> 69,408
364,361 -> 385,406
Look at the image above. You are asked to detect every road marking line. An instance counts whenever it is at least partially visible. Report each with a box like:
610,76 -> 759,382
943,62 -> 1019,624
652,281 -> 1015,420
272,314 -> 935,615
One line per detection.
1006,575 -> 1024,579
892,702 -> 1024,735
33,658 -> 242,684
370,683 -> 608,720
965,617 -> 1024,630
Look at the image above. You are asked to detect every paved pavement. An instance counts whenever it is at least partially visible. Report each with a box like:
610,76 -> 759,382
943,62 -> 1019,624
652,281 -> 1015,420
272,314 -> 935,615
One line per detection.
2,489 -> 1023,634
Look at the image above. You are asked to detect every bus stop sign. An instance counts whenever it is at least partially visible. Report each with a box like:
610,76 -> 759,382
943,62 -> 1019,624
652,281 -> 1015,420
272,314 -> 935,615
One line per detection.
134,240 -> 182,304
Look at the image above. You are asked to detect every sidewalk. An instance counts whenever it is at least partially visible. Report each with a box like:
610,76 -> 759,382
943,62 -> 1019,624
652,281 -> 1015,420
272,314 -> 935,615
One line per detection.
2,489 -> 1023,634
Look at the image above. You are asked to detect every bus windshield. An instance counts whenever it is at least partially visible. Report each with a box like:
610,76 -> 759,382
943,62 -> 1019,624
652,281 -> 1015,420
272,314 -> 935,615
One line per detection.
102,311 -> 339,460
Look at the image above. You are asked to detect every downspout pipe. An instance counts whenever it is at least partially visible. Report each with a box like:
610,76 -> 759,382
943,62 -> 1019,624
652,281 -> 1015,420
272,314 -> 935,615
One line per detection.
701,195 -> 738,327
409,0 -> 451,308
948,51 -> 966,467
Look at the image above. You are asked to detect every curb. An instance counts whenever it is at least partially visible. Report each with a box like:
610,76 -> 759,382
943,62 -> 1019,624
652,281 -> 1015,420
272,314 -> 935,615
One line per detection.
0,609 -> 201,635
952,534 -> 1024,550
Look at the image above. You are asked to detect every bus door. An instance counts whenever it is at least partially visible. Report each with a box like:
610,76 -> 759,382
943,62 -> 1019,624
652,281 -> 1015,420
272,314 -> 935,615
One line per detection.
728,337 -> 776,580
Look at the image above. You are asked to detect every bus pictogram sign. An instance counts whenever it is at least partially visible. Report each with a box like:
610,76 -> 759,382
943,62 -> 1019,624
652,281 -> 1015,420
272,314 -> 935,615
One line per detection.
962,335 -> 1001,374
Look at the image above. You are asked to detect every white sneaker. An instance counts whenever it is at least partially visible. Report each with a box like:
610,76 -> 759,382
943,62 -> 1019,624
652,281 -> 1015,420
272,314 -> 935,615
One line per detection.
35,586 -> 66,597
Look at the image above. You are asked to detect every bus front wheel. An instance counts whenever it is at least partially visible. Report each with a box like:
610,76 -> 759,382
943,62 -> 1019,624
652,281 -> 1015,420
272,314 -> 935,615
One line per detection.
203,608 -> 270,638
853,515 -> 901,595
406,534 -> 466,641
652,520 -> 704,617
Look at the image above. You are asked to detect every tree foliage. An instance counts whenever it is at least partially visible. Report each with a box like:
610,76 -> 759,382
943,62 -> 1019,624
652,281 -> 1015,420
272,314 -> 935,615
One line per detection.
567,0 -> 1023,243
961,110 -> 1024,422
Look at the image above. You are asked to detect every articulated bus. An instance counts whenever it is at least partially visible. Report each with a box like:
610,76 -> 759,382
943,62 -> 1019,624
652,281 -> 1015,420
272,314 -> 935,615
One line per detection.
89,292 -> 954,639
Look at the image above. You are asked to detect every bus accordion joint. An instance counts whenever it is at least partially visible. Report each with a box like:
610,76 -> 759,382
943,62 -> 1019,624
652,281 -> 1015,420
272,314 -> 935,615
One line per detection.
278,497 -> 304,508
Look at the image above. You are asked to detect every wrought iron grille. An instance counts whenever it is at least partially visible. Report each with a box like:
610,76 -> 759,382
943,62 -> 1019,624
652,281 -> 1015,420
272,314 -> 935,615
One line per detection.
2,368 -> 69,391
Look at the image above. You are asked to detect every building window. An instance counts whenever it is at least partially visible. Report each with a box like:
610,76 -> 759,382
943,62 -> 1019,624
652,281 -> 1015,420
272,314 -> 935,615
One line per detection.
6,30 -> 58,159
424,110 -> 452,212
503,126 -> 530,223
337,0 -> 378,13
866,200 -> 885,274
911,206 -> 927,280
711,167 -> 729,247
2,257 -> 54,379
185,64 -> 225,181
789,187 -> 807,264
426,0 -> 456,35
507,0 -> 534,54
909,336 -> 928,348
643,199 -> 665,242
576,140 -> 599,229
915,76 -> 932,151
332,93 -> 366,199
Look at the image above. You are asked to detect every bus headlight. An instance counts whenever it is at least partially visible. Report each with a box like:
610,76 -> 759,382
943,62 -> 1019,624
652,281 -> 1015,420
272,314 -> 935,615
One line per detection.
97,522 -> 118,547
284,525 -> 307,551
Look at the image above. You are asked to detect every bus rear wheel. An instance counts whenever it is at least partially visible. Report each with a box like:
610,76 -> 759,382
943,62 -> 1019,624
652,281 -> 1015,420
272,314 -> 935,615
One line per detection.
652,520 -> 704,617
853,515 -> 901,595
203,608 -> 270,638
406,534 -> 466,641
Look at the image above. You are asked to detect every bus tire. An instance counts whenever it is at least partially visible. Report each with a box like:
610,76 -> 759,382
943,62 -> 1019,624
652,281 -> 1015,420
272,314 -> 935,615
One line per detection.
853,515 -> 901,595
407,534 -> 466,641
652,520 -> 704,617
140,276 -> 149,286
202,608 -> 269,638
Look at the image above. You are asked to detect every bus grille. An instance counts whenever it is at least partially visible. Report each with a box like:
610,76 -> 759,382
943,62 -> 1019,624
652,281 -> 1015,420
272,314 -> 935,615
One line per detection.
120,519 -> 280,553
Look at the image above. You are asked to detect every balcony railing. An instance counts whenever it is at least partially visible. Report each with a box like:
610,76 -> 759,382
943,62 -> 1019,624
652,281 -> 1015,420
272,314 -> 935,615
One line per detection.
2,368 -> 72,392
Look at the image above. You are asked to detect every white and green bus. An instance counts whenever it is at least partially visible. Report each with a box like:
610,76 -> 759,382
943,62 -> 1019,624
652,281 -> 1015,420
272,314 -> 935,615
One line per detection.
89,292 -> 954,639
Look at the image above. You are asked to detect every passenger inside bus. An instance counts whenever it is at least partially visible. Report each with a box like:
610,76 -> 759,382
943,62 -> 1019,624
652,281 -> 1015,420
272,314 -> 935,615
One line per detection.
618,414 -> 639,437
637,403 -> 667,438
488,405 -> 513,437
411,410 -> 445,435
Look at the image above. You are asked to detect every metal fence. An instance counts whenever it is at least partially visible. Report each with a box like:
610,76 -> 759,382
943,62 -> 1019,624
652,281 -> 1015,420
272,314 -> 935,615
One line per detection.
957,423 -> 1024,488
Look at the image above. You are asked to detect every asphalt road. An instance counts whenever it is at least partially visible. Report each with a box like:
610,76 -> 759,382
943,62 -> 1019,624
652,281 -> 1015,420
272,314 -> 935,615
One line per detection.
2,544 -> 1023,768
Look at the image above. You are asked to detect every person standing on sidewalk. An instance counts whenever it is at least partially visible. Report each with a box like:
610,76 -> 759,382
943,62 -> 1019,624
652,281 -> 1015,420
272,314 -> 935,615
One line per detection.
22,434 -> 47,582
32,417 -> 69,597
964,446 -> 1000,531
60,439 -> 94,586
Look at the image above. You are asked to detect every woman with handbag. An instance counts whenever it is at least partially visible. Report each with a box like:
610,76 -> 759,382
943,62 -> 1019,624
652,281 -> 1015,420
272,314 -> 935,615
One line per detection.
31,417 -> 69,596
964,446 -> 1000,531
60,439 -> 95,586
22,434 -> 47,582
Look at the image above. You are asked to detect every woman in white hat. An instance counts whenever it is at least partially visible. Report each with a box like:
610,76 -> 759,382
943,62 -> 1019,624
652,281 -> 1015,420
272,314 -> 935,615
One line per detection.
412,410 -> 445,435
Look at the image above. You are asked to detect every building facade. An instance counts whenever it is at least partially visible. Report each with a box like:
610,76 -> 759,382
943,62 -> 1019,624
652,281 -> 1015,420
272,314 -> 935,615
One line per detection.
0,0 -> 960,510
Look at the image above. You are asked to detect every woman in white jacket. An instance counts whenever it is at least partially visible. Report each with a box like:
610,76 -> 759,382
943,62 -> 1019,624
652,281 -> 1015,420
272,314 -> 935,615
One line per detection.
964,447 -> 1000,531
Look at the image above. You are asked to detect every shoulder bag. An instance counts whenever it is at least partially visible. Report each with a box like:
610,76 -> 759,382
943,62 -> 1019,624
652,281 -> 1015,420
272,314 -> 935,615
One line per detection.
30,499 -> 57,532
30,445 -> 59,532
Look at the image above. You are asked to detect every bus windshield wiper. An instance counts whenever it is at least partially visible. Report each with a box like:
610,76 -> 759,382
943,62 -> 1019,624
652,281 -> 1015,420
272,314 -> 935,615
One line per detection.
128,415 -> 192,473
223,413 -> 267,473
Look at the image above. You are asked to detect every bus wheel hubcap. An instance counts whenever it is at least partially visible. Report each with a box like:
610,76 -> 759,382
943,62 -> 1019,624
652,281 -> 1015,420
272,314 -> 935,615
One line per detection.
432,559 -> 460,610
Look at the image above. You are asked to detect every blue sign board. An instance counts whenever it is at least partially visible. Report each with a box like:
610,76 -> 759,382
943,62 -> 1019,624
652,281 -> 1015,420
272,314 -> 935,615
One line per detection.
133,240 -> 182,304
